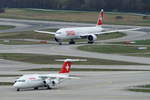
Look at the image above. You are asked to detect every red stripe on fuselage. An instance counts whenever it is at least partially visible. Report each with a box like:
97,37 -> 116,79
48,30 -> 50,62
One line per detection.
29,77 -> 36,80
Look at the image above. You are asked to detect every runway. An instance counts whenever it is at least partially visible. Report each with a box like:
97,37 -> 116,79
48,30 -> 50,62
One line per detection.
0,18 -> 150,100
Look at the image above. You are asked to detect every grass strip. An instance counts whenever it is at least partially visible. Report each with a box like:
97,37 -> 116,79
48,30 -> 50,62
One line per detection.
128,84 -> 150,93
0,82 -> 14,86
112,39 -> 150,45
129,88 -> 150,93
0,8 -> 149,26
78,45 -> 150,54
0,25 -> 15,30
0,31 -> 54,40
0,75 -> 21,77
0,53 -> 145,65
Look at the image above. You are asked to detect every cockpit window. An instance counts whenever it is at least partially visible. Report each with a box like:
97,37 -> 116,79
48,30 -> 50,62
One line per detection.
56,32 -> 61,34
50,77 -> 56,79
17,80 -> 25,82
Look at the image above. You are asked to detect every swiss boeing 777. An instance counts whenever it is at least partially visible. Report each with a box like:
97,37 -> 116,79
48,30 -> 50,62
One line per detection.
35,9 -> 140,45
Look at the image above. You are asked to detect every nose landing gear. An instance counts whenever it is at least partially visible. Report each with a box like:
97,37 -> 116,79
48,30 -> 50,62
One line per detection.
55,37 -> 62,45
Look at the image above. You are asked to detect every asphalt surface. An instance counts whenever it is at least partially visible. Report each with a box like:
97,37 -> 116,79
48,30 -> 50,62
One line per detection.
1,44 -> 150,64
0,71 -> 150,100
0,18 -> 150,100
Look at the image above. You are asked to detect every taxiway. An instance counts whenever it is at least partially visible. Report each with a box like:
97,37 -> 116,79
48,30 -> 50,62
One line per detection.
0,18 -> 150,100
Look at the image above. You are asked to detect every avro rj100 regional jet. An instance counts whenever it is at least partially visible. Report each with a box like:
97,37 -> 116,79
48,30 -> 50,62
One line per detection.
13,59 -> 83,91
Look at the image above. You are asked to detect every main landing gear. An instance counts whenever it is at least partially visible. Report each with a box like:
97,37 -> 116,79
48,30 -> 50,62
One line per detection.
34,87 -> 38,90
88,41 -> 94,44
69,39 -> 75,44
17,88 -> 20,91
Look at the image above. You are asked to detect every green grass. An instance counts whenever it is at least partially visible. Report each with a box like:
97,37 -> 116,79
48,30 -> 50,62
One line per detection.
128,54 -> 150,57
96,32 -> 126,40
102,32 -> 126,40
22,68 -> 149,72
0,40 -> 41,45
113,39 -> 150,45
110,39 -> 150,57
0,31 -> 54,40
138,84 -> 150,88
134,40 -> 150,45
0,8 -> 149,26
128,84 -> 150,93
0,53 -> 144,65
0,75 -> 20,77
129,89 -> 150,93
0,25 -> 15,30
78,45 -> 150,54
0,82 -> 14,86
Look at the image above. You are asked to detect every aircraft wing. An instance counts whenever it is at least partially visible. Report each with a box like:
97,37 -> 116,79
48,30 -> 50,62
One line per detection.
52,76 -> 80,79
34,30 -> 56,35
48,76 -> 80,79
80,27 -> 141,36
97,27 -> 141,35
39,75 -> 80,79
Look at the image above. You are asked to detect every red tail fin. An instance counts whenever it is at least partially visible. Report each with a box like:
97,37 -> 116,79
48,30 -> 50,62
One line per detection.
96,9 -> 104,26
59,60 -> 72,74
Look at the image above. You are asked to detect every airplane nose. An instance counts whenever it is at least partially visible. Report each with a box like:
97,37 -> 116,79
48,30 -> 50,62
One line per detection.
13,83 -> 17,87
13,82 -> 21,88
55,33 -> 64,39
55,34 -> 60,39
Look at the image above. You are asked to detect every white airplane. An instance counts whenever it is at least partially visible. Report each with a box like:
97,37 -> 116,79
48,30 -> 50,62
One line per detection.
35,9 -> 140,45
13,59 -> 82,91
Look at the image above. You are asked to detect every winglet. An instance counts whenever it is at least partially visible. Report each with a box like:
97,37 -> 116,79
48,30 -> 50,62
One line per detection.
97,9 -> 104,26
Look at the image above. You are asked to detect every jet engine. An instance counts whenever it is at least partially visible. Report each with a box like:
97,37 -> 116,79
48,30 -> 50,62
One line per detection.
87,34 -> 97,43
44,78 -> 59,88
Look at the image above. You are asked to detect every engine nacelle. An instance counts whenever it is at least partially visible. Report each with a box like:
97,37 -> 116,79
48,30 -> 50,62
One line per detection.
87,34 -> 97,43
45,78 -> 59,88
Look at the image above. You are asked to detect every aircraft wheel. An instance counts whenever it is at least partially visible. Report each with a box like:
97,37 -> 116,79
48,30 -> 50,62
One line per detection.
47,86 -> 52,90
17,88 -> 20,91
88,41 -> 94,44
69,40 -> 75,44
34,87 -> 38,90
59,42 -> 62,45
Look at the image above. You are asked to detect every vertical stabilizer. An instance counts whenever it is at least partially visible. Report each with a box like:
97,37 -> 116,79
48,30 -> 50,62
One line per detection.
59,59 -> 72,74
96,9 -> 104,26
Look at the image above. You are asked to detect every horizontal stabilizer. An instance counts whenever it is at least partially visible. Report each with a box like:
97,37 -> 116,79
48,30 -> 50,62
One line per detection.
56,59 -> 87,62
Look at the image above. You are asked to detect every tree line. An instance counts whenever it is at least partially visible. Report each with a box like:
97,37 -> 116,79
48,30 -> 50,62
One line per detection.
0,0 -> 149,12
